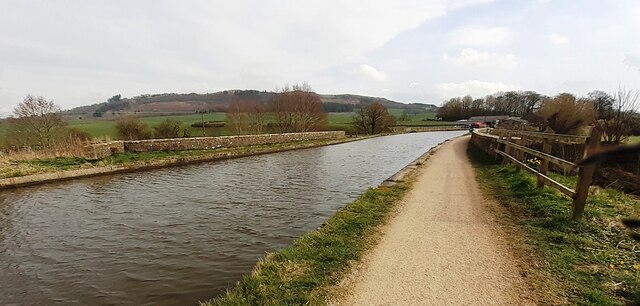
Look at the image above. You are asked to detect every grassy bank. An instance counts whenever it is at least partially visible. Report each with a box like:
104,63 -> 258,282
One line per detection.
468,145 -> 640,305
202,183 -> 409,305
0,138 -> 359,180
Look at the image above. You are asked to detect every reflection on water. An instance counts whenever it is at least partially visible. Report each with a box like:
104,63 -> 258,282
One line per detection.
0,131 -> 465,305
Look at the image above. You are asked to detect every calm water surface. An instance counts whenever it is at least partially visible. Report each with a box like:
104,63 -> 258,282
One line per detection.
0,131 -> 465,305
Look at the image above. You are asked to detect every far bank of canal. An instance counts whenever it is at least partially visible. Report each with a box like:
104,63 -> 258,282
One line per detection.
0,130 -> 466,305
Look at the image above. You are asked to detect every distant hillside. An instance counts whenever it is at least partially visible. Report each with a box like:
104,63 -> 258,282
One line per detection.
319,94 -> 438,111
64,90 -> 438,117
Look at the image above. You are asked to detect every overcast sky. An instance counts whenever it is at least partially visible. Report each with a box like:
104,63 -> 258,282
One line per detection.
1,0 -> 639,114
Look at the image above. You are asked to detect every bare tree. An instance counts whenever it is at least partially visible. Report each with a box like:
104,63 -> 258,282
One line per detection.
270,83 -> 327,133
593,87 -> 640,144
353,102 -> 396,135
587,90 -> 614,119
10,95 -> 67,148
521,91 -> 543,119
226,100 -> 267,135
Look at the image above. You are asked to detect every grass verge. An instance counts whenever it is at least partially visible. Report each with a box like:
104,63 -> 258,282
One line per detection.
468,145 -> 640,305
202,183 -> 409,306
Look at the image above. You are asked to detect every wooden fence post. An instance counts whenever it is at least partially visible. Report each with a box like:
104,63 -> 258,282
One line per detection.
502,131 -> 512,166
572,129 -> 601,220
514,136 -> 525,172
490,137 -> 496,159
537,138 -> 553,189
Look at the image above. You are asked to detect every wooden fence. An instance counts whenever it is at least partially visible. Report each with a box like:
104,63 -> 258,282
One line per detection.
470,128 -> 601,220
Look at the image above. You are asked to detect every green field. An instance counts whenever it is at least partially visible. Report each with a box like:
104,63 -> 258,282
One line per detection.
68,113 -> 228,139
387,109 -> 455,126
0,110 -> 449,140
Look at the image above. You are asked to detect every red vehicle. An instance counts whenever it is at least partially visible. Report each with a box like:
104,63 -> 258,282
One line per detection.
469,122 -> 488,129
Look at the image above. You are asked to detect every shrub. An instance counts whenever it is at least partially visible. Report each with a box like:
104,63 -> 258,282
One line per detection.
537,93 -> 595,134
154,119 -> 182,139
115,116 -> 151,140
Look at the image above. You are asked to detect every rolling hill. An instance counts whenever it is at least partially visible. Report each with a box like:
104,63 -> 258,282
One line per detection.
64,90 -> 438,117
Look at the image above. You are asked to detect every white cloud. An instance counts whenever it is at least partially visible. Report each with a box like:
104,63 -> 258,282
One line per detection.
360,64 -> 388,81
623,53 -> 640,71
444,48 -> 517,69
437,80 -> 518,98
0,0 -> 505,112
448,26 -> 513,47
448,0 -> 496,10
409,82 -> 420,87
547,33 -> 569,45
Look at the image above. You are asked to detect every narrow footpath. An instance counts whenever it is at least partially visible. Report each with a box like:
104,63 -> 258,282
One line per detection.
338,136 -> 534,305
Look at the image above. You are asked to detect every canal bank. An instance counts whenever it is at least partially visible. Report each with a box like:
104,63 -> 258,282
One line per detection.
0,132 -> 360,190
204,133 -> 465,305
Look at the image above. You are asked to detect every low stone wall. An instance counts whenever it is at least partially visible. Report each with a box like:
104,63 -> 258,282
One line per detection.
391,126 -> 465,133
122,131 -> 346,153
82,141 -> 125,159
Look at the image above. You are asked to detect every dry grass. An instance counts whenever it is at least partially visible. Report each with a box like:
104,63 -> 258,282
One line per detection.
0,135 -> 114,163
0,143 -> 87,163
0,138 -> 113,178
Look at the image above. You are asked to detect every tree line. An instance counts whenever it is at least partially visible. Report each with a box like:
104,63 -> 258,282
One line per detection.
437,88 -> 640,143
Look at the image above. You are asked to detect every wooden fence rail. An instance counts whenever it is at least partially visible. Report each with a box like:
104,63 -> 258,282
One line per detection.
470,128 -> 601,220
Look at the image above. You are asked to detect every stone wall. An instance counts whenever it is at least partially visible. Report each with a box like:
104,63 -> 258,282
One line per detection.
81,141 -> 124,159
391,126 -> 465,133
122,131 -> 346,153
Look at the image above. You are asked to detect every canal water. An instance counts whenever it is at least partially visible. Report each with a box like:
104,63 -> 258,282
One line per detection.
0,131 -> 465,305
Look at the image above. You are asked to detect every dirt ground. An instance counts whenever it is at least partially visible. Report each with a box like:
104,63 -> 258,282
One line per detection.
336,136 -> 536,306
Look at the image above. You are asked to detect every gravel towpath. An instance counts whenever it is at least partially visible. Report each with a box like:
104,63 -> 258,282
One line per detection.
338,136 -> 534,306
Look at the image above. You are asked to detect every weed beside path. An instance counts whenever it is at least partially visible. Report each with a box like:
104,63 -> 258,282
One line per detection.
468,145 -> 640,305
